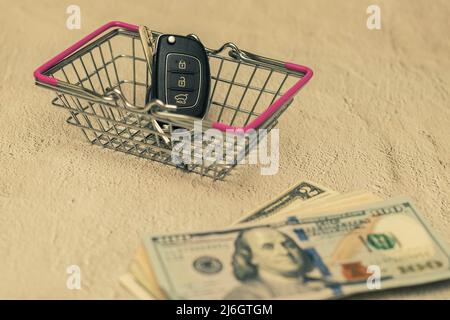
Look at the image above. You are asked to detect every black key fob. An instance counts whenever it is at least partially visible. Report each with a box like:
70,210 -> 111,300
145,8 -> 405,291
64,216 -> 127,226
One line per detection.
146,34 -> 210,118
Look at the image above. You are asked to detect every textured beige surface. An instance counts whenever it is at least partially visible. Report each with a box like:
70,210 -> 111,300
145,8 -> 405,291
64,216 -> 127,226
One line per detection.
0,0 -> 449,299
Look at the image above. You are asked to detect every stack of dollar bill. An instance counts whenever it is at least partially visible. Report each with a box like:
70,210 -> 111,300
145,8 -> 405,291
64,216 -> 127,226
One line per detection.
120,181 -> 450,299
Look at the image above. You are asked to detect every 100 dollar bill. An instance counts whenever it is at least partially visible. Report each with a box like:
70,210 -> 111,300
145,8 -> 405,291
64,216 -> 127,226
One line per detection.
236,181 -> 336,224
144,197 -> 450,299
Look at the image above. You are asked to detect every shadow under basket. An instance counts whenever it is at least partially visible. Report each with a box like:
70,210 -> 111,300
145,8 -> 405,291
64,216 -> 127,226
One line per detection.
34,21 -> 313,180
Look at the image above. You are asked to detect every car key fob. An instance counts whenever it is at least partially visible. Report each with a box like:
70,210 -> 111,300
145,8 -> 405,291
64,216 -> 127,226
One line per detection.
146,34 -> 210,118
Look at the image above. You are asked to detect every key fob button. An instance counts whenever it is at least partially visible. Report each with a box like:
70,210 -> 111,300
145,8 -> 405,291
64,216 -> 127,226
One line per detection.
167,89 -> 198,107
167,73 -> 198,91
149,34 -> 210,118
167,54 -> 199,73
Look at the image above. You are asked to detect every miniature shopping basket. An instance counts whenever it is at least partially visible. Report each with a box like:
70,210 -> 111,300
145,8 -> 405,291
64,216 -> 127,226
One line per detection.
34,21 -> 313,180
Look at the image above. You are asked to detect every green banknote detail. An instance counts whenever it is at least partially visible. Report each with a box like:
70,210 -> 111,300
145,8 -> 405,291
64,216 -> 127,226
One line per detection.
237,181 -> 330,224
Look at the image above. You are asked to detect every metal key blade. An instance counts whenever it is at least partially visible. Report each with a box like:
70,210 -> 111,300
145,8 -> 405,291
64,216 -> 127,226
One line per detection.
138,25 -> 154,73
139,26 -> 170,145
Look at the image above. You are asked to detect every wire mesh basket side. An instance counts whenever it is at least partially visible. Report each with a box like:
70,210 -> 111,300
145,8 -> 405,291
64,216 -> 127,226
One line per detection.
206,49 -> 302,131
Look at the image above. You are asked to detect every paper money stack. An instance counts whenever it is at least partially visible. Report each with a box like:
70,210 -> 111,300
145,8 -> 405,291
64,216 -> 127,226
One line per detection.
120,181 -> 450,299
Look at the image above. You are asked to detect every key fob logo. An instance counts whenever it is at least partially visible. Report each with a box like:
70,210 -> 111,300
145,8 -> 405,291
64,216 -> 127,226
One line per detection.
174,93 -> 189,105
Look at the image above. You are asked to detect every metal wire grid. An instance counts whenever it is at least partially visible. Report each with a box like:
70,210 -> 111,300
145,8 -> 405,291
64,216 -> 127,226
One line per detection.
44,28 -> 302,179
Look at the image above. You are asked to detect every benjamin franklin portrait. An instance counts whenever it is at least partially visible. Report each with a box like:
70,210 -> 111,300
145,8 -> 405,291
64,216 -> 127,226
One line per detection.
225,227 -> 326,299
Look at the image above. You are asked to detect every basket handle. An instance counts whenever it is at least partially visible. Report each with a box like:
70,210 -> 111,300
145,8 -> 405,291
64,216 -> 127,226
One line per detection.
211,62 -> 313,133
33,21 -> 138,86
